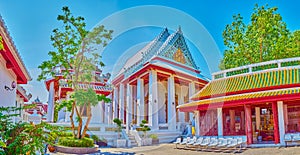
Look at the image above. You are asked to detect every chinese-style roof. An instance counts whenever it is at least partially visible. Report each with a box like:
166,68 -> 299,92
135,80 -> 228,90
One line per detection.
179,87 -> 300,110
178,57 -> 300,111
0,15 -> 31,83
191,68 -> 300,100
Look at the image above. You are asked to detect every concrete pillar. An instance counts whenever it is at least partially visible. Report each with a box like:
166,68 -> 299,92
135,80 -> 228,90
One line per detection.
195,111 -> 200,136
189,82 -> 195,120
229,110 -> 235,134
137,78 -> 144,125
133,85 -> 137,122
168,75 -> 176,131
245,105 -> 253,144
283,104 -> 288,130
178,86 -> 185,123
255,107 -> 260,130
148,70 -> 159,130
99,101 -> 104,123
119,84 -> 125,122
47,81 -> 55,122
113,87 -> 118,119
277,101 -> 285,145
272,102 -> 280,144
104,102 -> 109,124
217,108 -> 223,136
126,84 -> 133,132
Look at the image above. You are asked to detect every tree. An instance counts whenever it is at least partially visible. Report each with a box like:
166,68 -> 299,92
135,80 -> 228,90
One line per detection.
220,4 -> 299,70
38,6 -> 113,139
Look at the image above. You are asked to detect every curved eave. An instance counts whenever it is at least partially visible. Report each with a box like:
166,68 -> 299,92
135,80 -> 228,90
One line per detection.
17,89 -> 29,102
0,16 -> 31,83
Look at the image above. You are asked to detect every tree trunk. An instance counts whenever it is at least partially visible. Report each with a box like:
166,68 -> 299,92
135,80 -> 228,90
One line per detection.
81,106 -> 92,139
69,102 -> 76,137
74,105 -> 82,139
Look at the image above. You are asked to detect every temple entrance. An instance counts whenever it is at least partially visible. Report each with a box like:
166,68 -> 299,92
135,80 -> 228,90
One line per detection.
252,104 -> 275,144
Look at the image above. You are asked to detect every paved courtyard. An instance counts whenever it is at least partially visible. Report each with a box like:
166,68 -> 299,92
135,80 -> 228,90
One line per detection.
49,144 -> 300,155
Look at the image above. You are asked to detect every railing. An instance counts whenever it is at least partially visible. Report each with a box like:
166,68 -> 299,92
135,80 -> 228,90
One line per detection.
212,57 -> 300,80
121,129 -> 130,147
60,83 -> 113,92
129,130 -> 142,146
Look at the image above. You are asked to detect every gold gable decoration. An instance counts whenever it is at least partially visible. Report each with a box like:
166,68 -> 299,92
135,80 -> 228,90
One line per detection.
173,48 -> 186,64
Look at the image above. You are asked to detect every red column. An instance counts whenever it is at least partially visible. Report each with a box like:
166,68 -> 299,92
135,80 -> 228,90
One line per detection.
272,102 -> 280,144
245,105 -> 253,144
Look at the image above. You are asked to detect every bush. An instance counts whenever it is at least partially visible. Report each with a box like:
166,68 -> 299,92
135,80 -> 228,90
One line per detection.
58,137 -> 94,147
149,134 -> 158,139
57,131 -> 73,137
91,135 -> 99,142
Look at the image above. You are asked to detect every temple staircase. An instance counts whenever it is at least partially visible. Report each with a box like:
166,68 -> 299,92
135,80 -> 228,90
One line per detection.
128,134 -> 138,147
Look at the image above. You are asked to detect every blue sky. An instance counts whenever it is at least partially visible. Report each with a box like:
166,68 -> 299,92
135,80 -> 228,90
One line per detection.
1,0 -> 300,102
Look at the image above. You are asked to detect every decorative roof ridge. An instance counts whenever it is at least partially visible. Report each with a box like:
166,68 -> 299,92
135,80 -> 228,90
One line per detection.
156,31 -> 178,55
142,27 -> 170,61
0,15 -> 32,81
121,28 -> 170,77
156,27 -> 198,69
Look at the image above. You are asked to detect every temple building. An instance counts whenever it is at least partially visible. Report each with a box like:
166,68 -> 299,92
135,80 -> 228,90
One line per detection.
45,68 -> 113,124
23,97 -> 47,121
178,57 -> 300,146
111,27 -> 208,131
0,15 -> 32,122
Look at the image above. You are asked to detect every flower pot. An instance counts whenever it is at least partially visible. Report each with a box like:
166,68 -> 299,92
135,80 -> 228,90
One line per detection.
96,141 -> 107,147
152,139 -> 159,145
48,145 -> 56,152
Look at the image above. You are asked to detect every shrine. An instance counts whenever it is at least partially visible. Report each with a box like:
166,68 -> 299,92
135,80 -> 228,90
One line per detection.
178,57 -> 300,146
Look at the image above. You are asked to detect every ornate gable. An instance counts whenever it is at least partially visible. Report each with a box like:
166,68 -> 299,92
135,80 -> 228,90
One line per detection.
173,48 -> 186,64
159,32 -> 198,69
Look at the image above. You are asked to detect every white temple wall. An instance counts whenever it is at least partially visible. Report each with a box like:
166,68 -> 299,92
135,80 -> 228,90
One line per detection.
0,56 -> 17,108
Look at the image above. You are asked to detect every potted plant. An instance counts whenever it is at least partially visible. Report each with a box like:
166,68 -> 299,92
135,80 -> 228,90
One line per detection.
149,134 -> 159,145
97,137 -> 108,147
113,118 -> 126,147
140,120 -> 152,146
91,135 -> 99,144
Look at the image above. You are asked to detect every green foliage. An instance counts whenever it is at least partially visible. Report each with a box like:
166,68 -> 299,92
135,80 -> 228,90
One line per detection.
220,4 -> 300,70
0,106 -> 63,155
149,134 -> 158,140
58,137 -> 94,147
113,118 -> 122,132
140,120 -> 151,138
91,135 -> 99,142
97,94 -> 111,103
